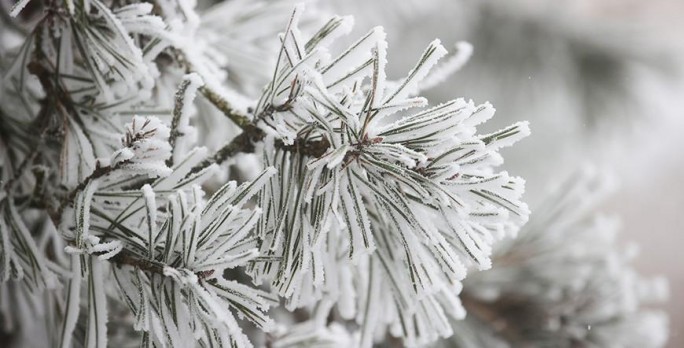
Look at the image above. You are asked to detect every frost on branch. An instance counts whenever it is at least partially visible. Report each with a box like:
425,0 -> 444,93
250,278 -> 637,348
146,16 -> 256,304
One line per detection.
51,114 -> 279,347
247,5 -> 530,346
110,115 -> 173,177
1,0 -> 169,189
2,1 -> 536,347
448,169 -> 669,348
56,0 -> 162,103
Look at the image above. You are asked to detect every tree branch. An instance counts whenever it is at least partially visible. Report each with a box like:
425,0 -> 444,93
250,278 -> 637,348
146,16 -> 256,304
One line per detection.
167,77 -> 193,165
189,123 -> 332,175
107,249 -> 166,274
276,137 -> 330,158
200,86 -> 253,129
173,48 -> 333,173
190,124 -> 264,174
99,248 -> 215,280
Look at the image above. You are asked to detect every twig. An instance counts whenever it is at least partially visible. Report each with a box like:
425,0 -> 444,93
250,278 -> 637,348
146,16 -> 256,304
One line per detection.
173,48 -> 333,172
276,137 -> 330,158
106,249 -> 166,274
172,48 -> 252,130
98,249 -> 215,280
189,123 -> 333,175
200,86 -> 253,129
190,125 -> 264,174
167,77 -> 193,165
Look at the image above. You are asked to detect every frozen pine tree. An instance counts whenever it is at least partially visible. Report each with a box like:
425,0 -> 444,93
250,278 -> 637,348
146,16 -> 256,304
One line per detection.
0,1 -> 668,347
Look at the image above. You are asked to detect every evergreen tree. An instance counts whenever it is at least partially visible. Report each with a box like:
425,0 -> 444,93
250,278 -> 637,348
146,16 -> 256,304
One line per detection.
0,1 -> 668,347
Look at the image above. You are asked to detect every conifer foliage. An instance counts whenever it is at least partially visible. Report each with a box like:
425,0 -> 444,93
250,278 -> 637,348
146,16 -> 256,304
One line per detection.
0,0 -> 667,347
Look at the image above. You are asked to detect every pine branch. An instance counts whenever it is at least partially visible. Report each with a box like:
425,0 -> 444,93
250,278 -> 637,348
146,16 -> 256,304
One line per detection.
199,86 -> 253,129
190,125 -> 264,174
190,122 -> 332,175
168,78 -> 194,157
105,248 -> 166,275
175,48 -> 335,171
276,137 -> 331,158
102,249 -> 214,280
0,2 -> 558,347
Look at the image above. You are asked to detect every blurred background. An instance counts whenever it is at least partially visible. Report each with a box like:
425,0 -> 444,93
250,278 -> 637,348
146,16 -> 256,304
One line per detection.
326,0 -> 684,346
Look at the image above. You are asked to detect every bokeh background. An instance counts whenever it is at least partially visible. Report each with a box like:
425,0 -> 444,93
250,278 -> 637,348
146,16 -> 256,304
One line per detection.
326,0 -> 684,346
